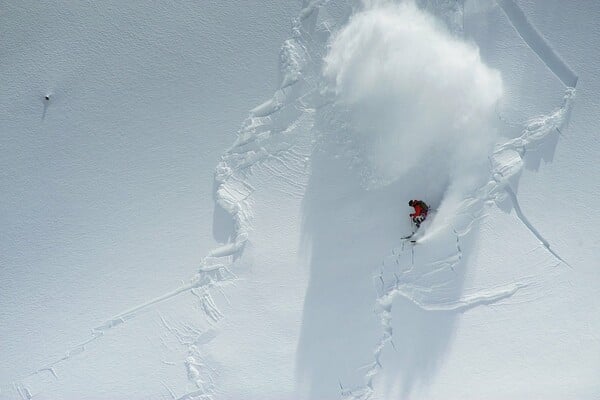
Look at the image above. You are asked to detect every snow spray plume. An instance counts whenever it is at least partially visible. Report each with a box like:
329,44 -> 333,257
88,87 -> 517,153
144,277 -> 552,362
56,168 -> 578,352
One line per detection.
323,2 -> 503,223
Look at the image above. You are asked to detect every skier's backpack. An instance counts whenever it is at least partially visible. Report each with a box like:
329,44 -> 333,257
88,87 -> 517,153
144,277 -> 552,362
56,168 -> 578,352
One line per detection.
418,200 -> 429,214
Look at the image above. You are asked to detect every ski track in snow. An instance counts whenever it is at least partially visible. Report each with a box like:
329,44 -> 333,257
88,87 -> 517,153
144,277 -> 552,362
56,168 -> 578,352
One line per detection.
16,2 -> 319,399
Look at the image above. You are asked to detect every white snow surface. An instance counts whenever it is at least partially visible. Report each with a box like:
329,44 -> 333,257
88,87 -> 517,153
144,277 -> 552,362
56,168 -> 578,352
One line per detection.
1,1 -> 599,399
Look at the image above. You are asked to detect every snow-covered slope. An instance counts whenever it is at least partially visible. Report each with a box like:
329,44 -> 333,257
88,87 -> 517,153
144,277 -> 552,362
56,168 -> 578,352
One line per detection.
1,0 -> 599,399
1,1 -> 298,398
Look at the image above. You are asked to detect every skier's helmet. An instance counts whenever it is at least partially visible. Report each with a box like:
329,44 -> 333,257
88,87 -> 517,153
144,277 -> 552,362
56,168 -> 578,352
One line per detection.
408,200 -> 414,206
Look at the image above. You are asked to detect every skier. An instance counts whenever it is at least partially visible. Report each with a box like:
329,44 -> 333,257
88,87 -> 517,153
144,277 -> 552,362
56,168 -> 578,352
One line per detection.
408,199 -> 429,228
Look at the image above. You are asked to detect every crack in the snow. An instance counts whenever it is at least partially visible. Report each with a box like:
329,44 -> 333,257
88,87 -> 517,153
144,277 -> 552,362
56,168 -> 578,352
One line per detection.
485,87 -> 576,269
496,0 -> 578,87
347,224 -> 526,400
505,186 -> 571,268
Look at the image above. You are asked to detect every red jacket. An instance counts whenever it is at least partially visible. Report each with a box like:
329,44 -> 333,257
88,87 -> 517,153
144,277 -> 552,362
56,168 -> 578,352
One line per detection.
410,201 -> 428,217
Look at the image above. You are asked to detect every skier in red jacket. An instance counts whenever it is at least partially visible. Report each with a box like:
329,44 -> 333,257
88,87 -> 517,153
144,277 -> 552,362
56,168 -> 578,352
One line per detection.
409,199 -> 429,228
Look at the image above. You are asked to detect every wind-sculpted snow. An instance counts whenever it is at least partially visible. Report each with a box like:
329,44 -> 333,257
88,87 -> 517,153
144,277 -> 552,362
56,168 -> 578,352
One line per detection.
172,5 -> 318,399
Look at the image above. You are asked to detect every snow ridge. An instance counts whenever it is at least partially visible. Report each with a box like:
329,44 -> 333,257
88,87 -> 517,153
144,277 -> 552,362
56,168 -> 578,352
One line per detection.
165,3 -> 321,397
488,88 -> 575,267
209,0 -> 317,287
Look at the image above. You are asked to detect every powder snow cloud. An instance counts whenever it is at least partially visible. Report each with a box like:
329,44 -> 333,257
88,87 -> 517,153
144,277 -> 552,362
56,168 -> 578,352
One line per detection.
323,1 -> 503,220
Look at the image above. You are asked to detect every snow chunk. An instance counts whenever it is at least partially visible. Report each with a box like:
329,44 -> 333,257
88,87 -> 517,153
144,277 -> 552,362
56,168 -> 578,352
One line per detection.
280,39 -> 304,88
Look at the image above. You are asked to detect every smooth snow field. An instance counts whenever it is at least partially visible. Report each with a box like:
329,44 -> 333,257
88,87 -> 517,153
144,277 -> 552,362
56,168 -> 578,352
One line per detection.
1,1 -> 599,399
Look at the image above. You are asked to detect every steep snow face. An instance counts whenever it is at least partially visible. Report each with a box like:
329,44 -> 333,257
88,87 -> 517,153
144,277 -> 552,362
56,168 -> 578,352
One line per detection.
0,1 -> 299,398
2,0 -> 600,399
